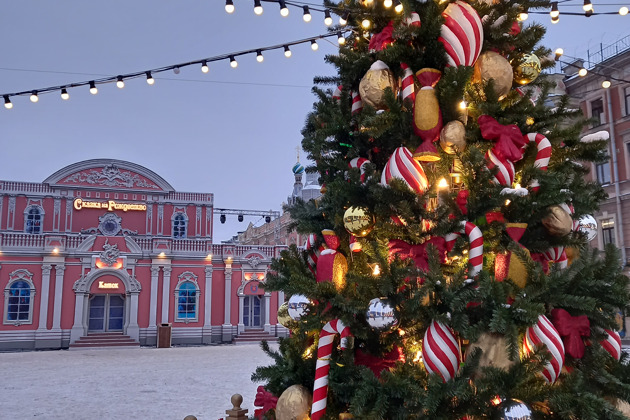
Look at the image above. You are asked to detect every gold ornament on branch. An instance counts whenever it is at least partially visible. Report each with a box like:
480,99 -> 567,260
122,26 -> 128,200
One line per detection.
359,60 -> 397,110
275,385 -> 312,420
542,205 -> 573,237
465,333 -> 516,378
512,53 -> 542,85
277,302 -> 292,328
472,51 -> 514,100
343,207 -> 375,237
439,120 -> 467,154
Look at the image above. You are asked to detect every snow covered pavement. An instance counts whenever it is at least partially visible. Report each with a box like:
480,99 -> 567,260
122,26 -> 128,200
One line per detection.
0,344 -> 276,419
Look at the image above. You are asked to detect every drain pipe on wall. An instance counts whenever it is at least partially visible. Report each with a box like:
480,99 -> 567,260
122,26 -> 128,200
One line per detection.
606,87 -> 627,266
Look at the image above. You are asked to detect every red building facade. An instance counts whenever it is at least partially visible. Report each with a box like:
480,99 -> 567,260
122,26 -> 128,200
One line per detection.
0,159 -> 286,350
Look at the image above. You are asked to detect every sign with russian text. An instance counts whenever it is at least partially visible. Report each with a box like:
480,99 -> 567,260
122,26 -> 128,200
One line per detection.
73,198 -> 147,212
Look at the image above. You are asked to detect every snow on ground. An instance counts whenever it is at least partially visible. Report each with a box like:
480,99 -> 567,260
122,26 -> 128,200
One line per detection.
0,344 -> 277,419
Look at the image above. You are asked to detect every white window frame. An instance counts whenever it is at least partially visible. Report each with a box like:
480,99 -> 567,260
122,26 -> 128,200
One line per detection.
172,211 -> 188,239
597,214 -> 618,249
3,269 -> 36,326
24,205 -> 44,234
173,271 -> 199,323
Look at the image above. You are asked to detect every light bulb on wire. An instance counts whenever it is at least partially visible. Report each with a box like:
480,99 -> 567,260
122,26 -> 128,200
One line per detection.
303,6 -> 311,22
550,2 -> 559,18
173,67 -> 180,75
30,91 -> 39,103
578,68 -> 588,77
61,88 -> 69,100
384,0 -> 393,7
339,12 -> 349,25
230,55 -> 238,68
324,10 -> 333,25
146,71 -> 154,85
201,61 -> 209,73
284,45 -> 292,58
116,76 -> 125,89
602,80 -> 611,88
518,8 -> 529,21
337,32 -> 345,45
225,0 -> 234,13
256,50 -> 264,62
620,6 -> 629,15
279,0 -> 289,16
394,0 -> 403,13
583,0 -> 593,12
89,81 -> 98,94
311,40 -> 319,51
4,95 -> 13,109
254,0 -> 263,15
554,48 -> 564,60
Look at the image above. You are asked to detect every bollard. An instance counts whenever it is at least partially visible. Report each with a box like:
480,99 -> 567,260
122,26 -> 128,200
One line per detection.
225,394 -> 248,419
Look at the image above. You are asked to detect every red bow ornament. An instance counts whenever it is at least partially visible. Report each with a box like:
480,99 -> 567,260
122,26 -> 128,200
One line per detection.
368,21 -> 394,52
551,308 -> 591,359
388,237 -> 446,271
478,115 -> 527,162
355,345 -> 405,377
253,386 -> 278,419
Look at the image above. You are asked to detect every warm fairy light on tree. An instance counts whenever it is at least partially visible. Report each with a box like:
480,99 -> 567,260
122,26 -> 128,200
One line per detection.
362,18 -> 371,29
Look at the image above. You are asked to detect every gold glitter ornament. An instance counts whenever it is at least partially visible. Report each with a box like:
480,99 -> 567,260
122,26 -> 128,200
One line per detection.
359,60 -> 397,110
542,205 -> 573,236
472,51 -> 513,100
439,120 -> 466,154
343,207 -> 375,237
277,302 -> 292,327
513,53 -> 542,85
465,333 -> 515,378
275,385 -> 312,420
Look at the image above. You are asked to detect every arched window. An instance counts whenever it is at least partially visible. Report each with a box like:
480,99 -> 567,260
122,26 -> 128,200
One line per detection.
172,212 -> 187,239
24,206 -> 43,234
176,282 -> 198,321
4,270 -> 36,325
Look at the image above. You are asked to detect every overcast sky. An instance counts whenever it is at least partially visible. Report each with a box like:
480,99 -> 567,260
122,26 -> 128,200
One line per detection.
0,1 -> 628,241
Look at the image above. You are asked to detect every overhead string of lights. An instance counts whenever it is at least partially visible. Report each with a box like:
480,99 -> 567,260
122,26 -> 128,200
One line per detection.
1,30 -> 350,109
522,0 -> 630,22
553,49 -> 630,88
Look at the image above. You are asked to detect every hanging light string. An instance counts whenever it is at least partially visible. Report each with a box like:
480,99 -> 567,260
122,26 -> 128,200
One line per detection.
553,51 -> 630,88
0,30 -> 349,104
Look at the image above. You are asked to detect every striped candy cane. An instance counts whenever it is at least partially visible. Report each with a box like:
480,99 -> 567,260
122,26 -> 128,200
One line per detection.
543,246 -> 568,270
305,234 -> 324,276
348,157 -> 370,183
485,149 -> 515,187
351,91 -> 363,114
311,319 -> 352,420
601,329 -> 622,361
445,221 -> 484,276
525,133 -> 552,192
404,12 -> 421,27
400,63 -> 415,103
332,85 -> 343,103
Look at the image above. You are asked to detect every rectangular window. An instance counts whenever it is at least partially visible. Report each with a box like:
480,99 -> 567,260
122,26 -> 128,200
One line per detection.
591,98 -> 605,126
596,160 -> 611,184
625,87 -> 630,117
602,218 -> 615,246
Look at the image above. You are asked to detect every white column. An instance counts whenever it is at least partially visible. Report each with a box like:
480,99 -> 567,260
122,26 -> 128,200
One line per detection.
263,293 -> 271,333
51,265 -> 65,331
237,295 -> 245,334
37,264 -> 53,331
149,266 -> 160,329
69,293 -> 87,343
203,266 -> 213,327
222,264 -> 233,341
127,293 -> 140,341
161,266 -> 172,324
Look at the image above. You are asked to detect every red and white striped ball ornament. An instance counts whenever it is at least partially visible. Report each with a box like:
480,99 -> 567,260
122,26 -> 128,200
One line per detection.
421,320 -> 461,382
311,319 -> 352,420
543,246 -> 568,270
524,133 -> 552,192
351,91 -> 363,115
380,146 -> 429,194
485,149 -> 515,186
523,314 -> 565,383
601,329 -> 622,361
400,63 -> 415,103
444,220 -> 484,277
349,157 -> 370,183
439,0 -> 484,67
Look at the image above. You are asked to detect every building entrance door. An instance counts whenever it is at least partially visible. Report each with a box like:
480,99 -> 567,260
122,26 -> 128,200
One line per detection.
88,294 -> 125,332
243,295 -> 261,329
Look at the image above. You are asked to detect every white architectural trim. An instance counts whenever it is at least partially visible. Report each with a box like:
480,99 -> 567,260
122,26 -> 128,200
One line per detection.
4,269 -> 37,326
51,265 -> 65,331
161,266 -> 172,324
37,265 -> 52,330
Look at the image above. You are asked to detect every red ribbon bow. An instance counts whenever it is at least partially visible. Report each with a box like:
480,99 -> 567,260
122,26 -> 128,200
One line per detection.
388,237 -> 446,271
368,21 -> 393,51
478,115 -> 527,162
355,345 -> 405,377
253,386 -> 278,419
551,308 -> 591,359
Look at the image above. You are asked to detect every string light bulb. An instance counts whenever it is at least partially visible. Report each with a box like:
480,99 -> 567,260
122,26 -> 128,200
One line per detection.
30,91 -> 39,103
4,95 -> 12,109
89,81 -> 98,94
279,0 -> 289,16
394,0 -> 403,13
201,61 -> 209,73
583,0 -> 593,12
362,18 -> 371,29
303,6 -> 311,22
551,15 -> 559,23
554,48 -> 564,61
60,88 -> 69,100
146,71 -> 154,85
284,45 -> 292,58
337,32 -> 345,45
230,55 -> 238,68
578,68 -> 588,77
324,9 -> 333,26
256,49 -> 264,62
602,80 -> 611,88
459,100 -> 467,110
437,178 -> 449,189
518,8 -> 529,21
339,12 -> 349,25
384,0 -> 393,7
225,0 -> 234,13
311,40 -> 319,51
173,67 -> 180,74
116,76 -> 125,88
550,2 -> 560,18
620,6 -> 629,15
254,0 -> 263,15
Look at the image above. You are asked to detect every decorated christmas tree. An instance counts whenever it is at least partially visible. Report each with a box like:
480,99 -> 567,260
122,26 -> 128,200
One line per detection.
252,1 -> 630,418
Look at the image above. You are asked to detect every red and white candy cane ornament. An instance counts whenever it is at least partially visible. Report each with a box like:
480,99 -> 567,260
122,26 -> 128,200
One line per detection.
400,63 -> 415,103
349,157 -> 370,183
404,12 -> 421,27
439,0 -> 483,67
349,235 -> 362,253
523,314 -> 565,383
543,246 -> 568,270
485,149 -> 515,187
332,85 -> 343,103
601,329 -> 622,361
525,133 -> 552,192
305,234 -> 324,276
445,221 -> 484,277
421,320 -> 461,382
311,319 -> 352,420
351,90 -> 363,115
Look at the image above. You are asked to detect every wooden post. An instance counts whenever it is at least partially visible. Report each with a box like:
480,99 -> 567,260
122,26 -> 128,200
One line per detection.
225,394 -> 248,419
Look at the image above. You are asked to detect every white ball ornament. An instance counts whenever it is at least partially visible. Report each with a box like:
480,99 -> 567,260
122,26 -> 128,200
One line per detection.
578,214 -> 598,242
366,298 -> 397,329
287,294 -> 310,321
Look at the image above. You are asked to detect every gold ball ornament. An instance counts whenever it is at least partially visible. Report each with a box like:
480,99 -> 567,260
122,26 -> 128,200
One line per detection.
513,53 -> 542,86
343,207 -> 375,237
277,302 -> 292,328
275,385 -> 312,420
464,333 -> 515,378
359,60 -> 397,110
439,120 -> 466,154
542,205 -> 573,236
472,51 -> 514,100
